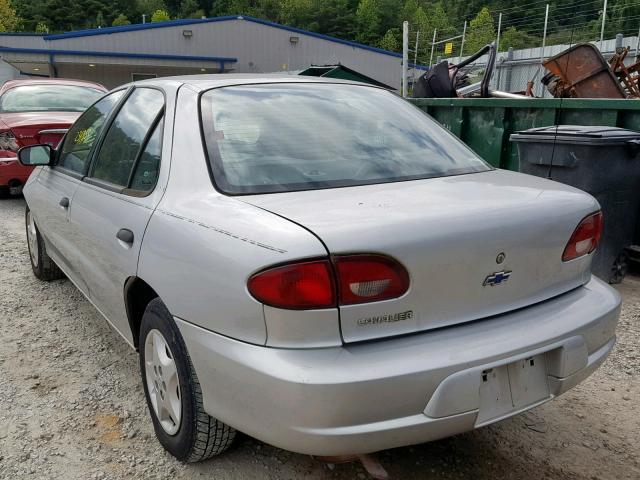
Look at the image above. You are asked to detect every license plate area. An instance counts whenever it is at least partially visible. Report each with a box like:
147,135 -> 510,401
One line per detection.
476,353 -> 550,426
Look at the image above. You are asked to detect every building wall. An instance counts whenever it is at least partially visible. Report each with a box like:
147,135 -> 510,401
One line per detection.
1,18 -> 404,89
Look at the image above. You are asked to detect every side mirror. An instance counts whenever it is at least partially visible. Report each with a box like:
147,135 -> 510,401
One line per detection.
18,144 -> 53,167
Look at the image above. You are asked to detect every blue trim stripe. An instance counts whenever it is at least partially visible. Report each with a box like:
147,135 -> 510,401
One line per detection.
39,15 -> 426,69
0,47 -> 236,64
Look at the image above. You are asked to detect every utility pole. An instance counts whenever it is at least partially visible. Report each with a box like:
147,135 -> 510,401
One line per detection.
402,21 -> 408,97
636,24 -> 640,59
142,14 -> 147,24
496,12 -> 503,53
412,30 -> 420,85
429,28 -> 437,67
600,0 -> 608,52
540,4 -> 549,65
459,21 -> 467,63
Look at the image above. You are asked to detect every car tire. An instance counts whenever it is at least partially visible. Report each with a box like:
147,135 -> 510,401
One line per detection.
139,298 -> 236,462
0,186 -> 9,199
25,206 -> 65,281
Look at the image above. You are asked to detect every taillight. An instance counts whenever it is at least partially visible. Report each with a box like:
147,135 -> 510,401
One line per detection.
334,254 -> 409,305
0,131 -> 19,152
247,254 -> 409,309
562,211 -> 603,262
247,260 -> 336,309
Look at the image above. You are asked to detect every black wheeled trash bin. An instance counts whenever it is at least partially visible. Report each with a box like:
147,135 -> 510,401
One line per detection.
510,125 -> 640,284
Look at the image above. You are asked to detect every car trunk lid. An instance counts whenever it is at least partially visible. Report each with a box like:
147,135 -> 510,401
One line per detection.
241,169 -> 599,343
0,111 -> 79,148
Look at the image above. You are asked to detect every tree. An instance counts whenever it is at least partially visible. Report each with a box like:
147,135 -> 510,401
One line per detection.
151,9 -> 171,21
0,0 -> 20,32
95,11 -> 105,27
500,26 -> 538,50
355,0 -> 382,45
465,6 -> 495,53
35,21 -> 48,33
379,28 -> 399,51
112,13 -> 131,26
180,0 -> 200,17
279,0 -> 313,27
138,0 -> 168,16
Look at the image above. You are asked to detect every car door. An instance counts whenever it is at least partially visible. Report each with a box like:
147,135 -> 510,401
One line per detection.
69,87 -> 166,343
30,90 -> 125,291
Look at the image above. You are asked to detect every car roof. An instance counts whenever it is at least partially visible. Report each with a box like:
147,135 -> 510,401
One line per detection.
131,73 -> 383,92
0,78 -> 107,93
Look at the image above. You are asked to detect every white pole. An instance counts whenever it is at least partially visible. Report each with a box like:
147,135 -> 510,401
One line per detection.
429,28 -> 437,67
142,14 -> 146,24
496,13 -> 503,53
636,25 -> 640,58
540,4 -> 549,64
459,21 -> 467,63
600,0 -> 608,52
412,30 -> 420,84
402,21 -> 409,97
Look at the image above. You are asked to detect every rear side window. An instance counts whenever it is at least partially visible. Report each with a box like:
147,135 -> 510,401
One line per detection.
200,84 -> 490,194
90,88 -> 164,190
58,90 -> 125,174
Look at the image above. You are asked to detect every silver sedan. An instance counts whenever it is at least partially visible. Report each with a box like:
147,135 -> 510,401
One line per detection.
18,75 -> 620,462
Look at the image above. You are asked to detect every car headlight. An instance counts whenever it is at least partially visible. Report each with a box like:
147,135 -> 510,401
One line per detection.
0,131 -> 19,152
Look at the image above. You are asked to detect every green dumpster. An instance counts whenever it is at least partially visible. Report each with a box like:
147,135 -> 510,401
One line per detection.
409,97 -> 640,170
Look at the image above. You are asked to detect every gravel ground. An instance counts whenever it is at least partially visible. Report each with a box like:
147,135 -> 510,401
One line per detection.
0,195 -> 638,480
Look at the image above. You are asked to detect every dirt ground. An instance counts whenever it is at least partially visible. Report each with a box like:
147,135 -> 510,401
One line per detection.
0,195 -> 638,480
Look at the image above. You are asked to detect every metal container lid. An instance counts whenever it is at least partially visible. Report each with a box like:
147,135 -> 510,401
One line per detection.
510,125 -> 640,145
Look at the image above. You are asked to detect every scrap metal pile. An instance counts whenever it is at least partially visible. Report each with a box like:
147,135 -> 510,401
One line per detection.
541,42 -> 640,99
413,42 -> 640,99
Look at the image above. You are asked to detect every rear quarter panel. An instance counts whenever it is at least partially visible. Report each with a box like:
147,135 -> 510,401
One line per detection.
138,86 -> 328,345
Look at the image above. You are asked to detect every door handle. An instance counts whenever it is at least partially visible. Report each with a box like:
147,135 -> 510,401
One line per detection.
116,228 -> 134,244
59,197 -> 69,208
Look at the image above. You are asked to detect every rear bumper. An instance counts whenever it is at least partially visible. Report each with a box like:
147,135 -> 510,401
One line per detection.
177,276 -> 620,456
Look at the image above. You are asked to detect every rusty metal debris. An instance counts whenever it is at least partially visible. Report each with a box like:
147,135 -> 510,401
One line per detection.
608,46 -> 640,98
540,42 -> 640,99
541,43 -> 626,98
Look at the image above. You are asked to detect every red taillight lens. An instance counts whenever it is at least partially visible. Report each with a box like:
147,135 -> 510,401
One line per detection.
247,260 -> 336,309
248,254 -> 410,309
334,254 -> 410,305
562,211 -> 603,262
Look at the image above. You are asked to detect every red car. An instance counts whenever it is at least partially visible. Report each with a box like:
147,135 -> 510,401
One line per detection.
0,78 -> 107,197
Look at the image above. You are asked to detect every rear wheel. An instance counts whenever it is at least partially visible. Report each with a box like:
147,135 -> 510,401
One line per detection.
139,298 -> 235,462
25,206 -> 64,281
0,186 -> 9,199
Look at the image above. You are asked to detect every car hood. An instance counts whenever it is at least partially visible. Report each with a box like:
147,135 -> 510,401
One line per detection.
241,169 -> 600,342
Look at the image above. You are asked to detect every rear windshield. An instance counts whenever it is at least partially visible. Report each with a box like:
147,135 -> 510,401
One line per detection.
200,83 -> 490,194
0,84 -> 103,113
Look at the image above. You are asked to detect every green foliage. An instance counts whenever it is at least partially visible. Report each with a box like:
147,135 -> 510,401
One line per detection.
35,21 -> 48,33
500,27 -> 539,51
465,6 -> 495,53
355,0 -> 382,44
138,0 -> 167,15
379,28 -> 399,51
151,9 -> 171,21
0,0 -> 20,32
112,14 -> 131,26
95,11 -> 105,27
180,0 -> 201,17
